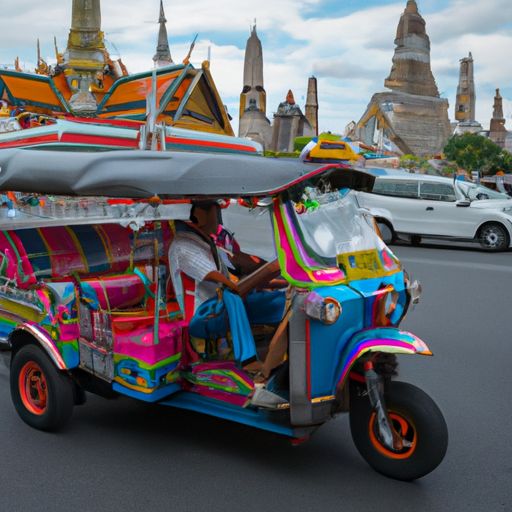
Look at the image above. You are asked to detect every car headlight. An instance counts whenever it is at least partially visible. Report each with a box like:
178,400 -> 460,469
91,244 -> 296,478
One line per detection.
304,292 -> 342,325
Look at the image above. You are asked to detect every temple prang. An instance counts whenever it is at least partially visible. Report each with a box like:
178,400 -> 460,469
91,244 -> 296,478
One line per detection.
454,52 -> 483,135
356,0 -> 451,156
384,0 -> 439,98
65,0 -> 105,71
238,24 -> 272,149
489,89 -> 507,148
305,76 -> 319,137
456,53 -> 475,122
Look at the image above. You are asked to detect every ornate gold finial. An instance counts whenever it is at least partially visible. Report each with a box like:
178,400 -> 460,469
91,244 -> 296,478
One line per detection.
35,39 -> 50,75
183,34 -> 198,65
54,36 -> 64,65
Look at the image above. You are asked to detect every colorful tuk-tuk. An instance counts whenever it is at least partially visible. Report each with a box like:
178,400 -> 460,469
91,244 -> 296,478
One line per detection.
0,148 -> 447,481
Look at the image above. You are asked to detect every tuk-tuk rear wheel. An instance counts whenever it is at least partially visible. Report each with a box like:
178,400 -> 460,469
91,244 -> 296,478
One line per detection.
350,380 -> 448,481
10,344 -> 74,432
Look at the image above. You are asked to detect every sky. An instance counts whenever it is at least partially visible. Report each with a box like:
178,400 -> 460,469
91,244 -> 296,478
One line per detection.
1,0 -> 511,135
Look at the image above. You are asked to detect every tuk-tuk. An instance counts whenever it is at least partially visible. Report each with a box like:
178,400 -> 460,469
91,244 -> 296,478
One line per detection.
0,148 -> 447,481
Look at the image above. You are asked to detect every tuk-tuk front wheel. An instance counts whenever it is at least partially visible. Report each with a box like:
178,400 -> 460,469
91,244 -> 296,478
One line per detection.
10,344 -> 74,431
350,381 -> 448,481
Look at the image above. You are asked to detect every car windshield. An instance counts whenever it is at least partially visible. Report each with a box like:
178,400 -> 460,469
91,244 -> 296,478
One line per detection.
292,189 -> 386,259
458,182 -> 511,201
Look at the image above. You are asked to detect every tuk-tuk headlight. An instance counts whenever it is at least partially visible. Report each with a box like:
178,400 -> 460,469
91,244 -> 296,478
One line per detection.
303,292 -> 342,325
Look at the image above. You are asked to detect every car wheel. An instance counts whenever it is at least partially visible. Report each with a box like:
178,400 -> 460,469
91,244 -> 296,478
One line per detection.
478,223 -> 509,252
376,220 -> 395,244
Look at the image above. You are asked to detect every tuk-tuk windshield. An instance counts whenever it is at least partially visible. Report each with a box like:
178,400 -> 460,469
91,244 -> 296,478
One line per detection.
293,189 -> 385,260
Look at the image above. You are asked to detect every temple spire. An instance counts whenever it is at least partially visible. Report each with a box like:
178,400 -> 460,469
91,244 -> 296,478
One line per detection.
305,76 -> 319,136
153,0 -> 173,67
238,23 -> 272,148
64,0 -> 107,113
493,88 -> 504,119
67,0 -> 104,52
243,24 -> 264,92
455,52 -> 476,123
385,0 -> 439,97
489,88 -> 507,148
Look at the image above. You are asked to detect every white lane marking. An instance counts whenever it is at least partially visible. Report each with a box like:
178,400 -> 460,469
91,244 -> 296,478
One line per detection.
400,256 -> 512,273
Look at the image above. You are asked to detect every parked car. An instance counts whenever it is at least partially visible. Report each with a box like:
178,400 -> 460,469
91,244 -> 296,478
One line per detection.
356,174 -> 512,251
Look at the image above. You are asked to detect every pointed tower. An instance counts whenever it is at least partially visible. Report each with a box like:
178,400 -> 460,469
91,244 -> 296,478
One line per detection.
238,24 -> 272,148
153,1 -> 173,67
384,0 -> 439,97
305,76 -> 319,136
356,0 -> 451,156
240,25 -> 266,119
455,53 -> 476,122
63,0 -> 107,112
489,89 -> 507,148
454,52 -> 482,134
65,0 -> 105,71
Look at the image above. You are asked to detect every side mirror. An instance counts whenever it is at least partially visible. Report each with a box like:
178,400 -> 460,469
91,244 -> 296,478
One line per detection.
456,200 -> 471,208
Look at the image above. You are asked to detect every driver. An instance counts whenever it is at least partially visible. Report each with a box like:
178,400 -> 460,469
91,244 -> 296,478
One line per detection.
168,201 -> 286,371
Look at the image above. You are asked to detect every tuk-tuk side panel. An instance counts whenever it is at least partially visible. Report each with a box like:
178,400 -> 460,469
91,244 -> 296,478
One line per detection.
182,362 -> 255,407
55,339 -> 80,368
0,280 -> 80,369
112,316 -> 185,396
308,285 -> 364,398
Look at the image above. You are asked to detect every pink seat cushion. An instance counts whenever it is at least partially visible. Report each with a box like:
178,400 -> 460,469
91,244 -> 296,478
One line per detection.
82,273 -> 146,310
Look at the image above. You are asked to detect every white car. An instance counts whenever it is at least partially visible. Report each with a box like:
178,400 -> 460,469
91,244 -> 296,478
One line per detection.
356,173 -> 512,251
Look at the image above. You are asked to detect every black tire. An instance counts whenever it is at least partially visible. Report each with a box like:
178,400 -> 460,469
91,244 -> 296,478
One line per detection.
376,220 -> 395,245
350,381 -> 448,481
477,223 -> 509,252
10,344 -> 74,431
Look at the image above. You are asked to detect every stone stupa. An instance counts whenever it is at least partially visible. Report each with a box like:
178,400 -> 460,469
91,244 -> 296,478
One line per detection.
356,0 -> 451,156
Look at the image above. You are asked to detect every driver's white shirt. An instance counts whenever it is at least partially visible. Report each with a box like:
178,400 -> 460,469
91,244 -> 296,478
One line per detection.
168,231 -> 228,313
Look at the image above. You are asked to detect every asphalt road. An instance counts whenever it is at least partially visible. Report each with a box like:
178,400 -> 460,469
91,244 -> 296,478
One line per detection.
1,238 -> 511,511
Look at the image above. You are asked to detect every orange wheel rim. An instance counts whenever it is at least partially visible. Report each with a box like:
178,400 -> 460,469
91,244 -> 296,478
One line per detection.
18,361 -> 48,416
369,411 -> 417,460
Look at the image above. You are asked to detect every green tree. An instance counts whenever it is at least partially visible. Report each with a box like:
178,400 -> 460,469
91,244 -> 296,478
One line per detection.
400,154 -> 430,172
444,133 -> 505,175
489,150 -> 512,173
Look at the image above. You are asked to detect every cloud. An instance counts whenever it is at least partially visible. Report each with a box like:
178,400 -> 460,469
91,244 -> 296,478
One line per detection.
0,0 -> 511,135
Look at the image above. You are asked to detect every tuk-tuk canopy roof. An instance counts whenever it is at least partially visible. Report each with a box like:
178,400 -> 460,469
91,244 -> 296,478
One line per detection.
0,149 -> 350,199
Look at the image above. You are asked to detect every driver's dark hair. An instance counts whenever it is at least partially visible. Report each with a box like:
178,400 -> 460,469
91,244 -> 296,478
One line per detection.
189,201 -> 220,225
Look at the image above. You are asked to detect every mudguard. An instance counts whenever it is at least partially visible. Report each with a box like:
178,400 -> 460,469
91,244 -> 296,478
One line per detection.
336,327 -> 432,388
10,324 -> 68,370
